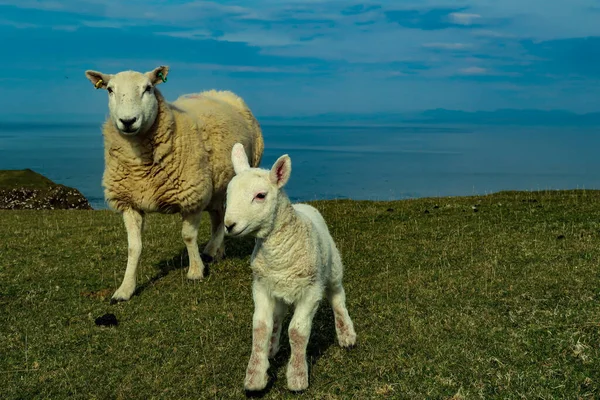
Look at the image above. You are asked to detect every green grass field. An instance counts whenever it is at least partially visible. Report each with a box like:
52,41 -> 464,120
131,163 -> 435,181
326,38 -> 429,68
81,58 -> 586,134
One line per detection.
1,190 -> 600,399
0,169 -> 57,189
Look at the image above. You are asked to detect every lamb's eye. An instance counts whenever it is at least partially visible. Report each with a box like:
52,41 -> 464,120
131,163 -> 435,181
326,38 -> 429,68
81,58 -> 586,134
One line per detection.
107,87 -> 113,94
144,85 -> 152,93
255,193 -> 266,200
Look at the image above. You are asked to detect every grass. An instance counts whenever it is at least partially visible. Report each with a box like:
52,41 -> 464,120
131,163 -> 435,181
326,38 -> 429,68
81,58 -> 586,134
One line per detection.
0,169 -> 58,189
1,189 -> 600,399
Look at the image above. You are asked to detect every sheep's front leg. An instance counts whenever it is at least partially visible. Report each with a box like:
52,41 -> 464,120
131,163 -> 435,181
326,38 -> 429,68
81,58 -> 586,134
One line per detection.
112,208 -> 144,302
245,281 -> 275,392
202,206 -> 225,262
181,211 -> 205,280
286,289 -> 321,392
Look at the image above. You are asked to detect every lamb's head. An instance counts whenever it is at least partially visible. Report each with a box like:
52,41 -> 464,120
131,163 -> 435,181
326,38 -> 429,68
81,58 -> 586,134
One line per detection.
224,143 -> 291,239
85,66 -> 169,136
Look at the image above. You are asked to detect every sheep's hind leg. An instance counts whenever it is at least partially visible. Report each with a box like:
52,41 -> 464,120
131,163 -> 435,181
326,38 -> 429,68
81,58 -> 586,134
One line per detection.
269,300 -> 288,358
181,211 -> 205,280
202,206 -> 225,262
112,208 -> 145,302
327,280 -> 356,348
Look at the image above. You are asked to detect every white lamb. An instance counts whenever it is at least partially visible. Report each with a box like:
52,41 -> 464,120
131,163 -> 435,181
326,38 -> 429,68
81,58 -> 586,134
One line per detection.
84,66 -> 263,302
224,143 -> 356,392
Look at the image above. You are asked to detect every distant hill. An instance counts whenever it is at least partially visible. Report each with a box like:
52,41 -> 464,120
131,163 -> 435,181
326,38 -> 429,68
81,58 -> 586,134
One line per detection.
0,169 -> 93,210
258,109 -> 600,126
0,168 -> 57,189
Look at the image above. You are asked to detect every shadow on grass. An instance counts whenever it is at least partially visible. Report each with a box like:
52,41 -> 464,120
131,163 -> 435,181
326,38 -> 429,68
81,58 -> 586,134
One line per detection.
224,236 -> 256,260
245,302 -> 339,398
128,236 -> 256,301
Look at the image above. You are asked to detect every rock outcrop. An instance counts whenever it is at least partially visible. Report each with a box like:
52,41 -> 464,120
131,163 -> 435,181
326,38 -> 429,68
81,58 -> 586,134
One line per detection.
0,169 -> 93,210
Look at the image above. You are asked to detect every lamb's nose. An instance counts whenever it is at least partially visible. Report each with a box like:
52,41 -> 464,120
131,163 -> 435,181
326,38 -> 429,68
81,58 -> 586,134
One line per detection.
119,117 -> 137,127
225,223 -> 236,233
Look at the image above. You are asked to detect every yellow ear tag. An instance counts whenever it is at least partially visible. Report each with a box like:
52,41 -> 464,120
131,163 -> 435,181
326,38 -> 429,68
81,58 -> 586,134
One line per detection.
95,79 -> 104,89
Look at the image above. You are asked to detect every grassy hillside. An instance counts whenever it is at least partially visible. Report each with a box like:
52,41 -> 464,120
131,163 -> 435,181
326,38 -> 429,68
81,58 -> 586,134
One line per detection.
0,168 -> 57,189
0,169 -> 92,210
1,190 -> 599,399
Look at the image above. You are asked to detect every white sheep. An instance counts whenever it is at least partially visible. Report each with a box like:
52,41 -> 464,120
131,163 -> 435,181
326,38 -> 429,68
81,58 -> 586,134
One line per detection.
84,66 -> 264,302
224,143 -> 356,392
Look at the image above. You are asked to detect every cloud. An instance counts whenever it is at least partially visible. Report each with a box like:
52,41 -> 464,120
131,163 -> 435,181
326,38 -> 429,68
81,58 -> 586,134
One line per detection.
448,12 -> 481,25
340,4 -> 381,16
385,7 -> 472,30
520,36 -> 600,78
2,0 -> 600,115
422,42 -> 473,50
156,29 -> 212,39
472,29 -> 515,38
0,18 -> 38,29
459,66 -> 487,75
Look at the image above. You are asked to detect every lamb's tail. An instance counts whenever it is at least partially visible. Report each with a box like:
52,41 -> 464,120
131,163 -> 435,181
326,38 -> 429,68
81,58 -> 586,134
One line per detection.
200,90 -> 264,167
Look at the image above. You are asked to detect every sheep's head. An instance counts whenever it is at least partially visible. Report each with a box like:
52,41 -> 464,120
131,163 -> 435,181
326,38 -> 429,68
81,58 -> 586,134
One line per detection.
224,143 -> 291,239
85,66 -> 169,136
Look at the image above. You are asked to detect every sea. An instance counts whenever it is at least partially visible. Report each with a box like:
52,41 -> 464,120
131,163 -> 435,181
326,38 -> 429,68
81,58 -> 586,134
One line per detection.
1,121 -> 599,210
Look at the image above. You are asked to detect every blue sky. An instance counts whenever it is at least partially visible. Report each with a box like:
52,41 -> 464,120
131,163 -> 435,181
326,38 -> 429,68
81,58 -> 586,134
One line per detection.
1,0 -> 600,119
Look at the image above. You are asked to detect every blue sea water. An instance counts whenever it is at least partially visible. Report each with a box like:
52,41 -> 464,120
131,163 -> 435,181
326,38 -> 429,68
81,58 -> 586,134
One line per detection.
1,121 -> 600,210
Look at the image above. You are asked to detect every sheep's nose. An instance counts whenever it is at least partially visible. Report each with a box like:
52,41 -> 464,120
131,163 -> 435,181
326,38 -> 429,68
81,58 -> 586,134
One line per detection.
119,117 -> 137,127
225,223 -> 236,233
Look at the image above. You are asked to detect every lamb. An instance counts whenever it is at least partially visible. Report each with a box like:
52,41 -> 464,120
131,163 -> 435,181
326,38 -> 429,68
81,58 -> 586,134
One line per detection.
224,143 -> 356,392
84,66 -> 264,302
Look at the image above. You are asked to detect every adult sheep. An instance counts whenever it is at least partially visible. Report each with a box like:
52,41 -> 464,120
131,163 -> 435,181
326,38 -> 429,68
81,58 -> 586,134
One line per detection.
84,65 -> 264,302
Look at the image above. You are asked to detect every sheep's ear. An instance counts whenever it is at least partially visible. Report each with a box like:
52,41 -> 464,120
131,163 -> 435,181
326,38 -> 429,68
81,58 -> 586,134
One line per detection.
270,154 -> 291,188
231,143 -> 250,174
85,70 -> 111,89
146,65 -> 169,85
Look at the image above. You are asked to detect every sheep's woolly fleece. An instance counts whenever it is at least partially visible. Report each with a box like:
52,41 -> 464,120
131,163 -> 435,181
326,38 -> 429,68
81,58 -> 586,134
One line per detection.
102,89 -> 263,214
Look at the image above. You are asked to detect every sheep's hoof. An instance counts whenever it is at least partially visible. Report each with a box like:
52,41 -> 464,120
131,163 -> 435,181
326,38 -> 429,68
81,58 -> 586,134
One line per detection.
201,246 -> 225,263
111,287 -> 134,303
186,266 -> 205,280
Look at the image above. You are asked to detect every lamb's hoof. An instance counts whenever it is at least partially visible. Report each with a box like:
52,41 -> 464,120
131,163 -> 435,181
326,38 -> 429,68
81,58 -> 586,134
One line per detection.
287,373 -> 309,392
186,266 -> 205,280
338,332 -> 357,349
244,371 -> 269,392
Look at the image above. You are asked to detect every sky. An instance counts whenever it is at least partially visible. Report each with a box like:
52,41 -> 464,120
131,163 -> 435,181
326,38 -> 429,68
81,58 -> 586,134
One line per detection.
1,0 -> 600,120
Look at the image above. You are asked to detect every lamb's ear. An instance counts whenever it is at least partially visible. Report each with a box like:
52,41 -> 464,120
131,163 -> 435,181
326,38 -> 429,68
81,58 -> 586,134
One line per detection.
269,154 -> 291,188
85,70 -> 112,89
231,143 -> 250,174
146,65 -> 169,85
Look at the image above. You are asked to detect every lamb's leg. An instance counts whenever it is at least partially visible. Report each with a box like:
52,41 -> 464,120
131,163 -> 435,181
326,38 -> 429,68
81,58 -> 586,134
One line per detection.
181,211 -> 205,280
202,206 -> 225,262
286,289 -> 321,392
245,282 -> 275,392
112,208 -> 144,302
327,282 -> 357,348
268,300 -> 288,358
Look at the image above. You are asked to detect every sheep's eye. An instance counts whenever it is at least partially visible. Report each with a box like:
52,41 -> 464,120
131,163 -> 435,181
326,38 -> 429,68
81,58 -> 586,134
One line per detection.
255,193 -> 266,200
144,85 -> 152,93
107,87 -> 113,94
